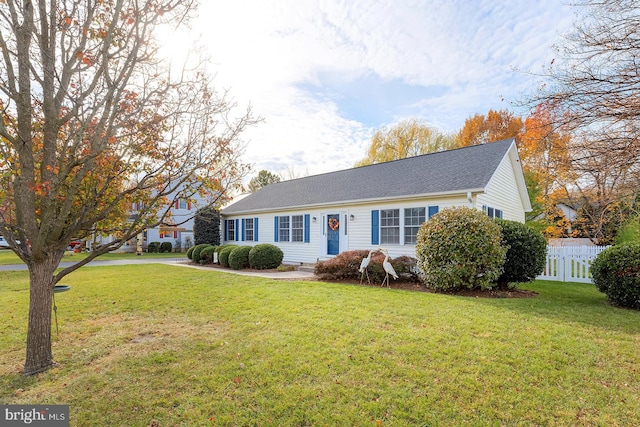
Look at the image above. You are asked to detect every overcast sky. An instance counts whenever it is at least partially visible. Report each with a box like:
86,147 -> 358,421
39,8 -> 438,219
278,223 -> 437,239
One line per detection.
181,1 -> 576,179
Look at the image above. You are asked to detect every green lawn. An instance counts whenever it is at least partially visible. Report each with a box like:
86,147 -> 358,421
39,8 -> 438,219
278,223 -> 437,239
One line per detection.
1,265 -> 639,426
0,250 -> 186,265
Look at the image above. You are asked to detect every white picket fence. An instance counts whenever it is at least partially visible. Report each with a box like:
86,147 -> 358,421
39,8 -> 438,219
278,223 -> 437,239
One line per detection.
537,245 -> 609,283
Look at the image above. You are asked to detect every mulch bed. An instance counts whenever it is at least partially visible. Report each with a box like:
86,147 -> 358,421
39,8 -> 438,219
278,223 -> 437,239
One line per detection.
189,262 -> 537,298
319,278 -> 538,298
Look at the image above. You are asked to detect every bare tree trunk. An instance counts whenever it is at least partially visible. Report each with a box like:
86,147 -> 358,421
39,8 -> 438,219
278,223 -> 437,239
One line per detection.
23,258 -> 59,375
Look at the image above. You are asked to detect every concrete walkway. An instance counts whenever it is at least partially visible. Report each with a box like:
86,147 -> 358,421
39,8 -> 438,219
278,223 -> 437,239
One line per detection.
173,261 -> 317,279
0,257 -> 318,280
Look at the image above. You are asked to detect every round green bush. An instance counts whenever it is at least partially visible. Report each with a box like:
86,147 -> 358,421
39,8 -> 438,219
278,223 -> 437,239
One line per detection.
160,241 -> 173,253
495,219 -> 547,289
199,245 -> 218,264
147,241 -> 161,253
591,243 -> 640,310
186,246 -> 195,260
229,246 -> 252,270
191,243 -> 212,264
416,206 -> 506,291
248,244 -> 284,270
218,245 -> 238,268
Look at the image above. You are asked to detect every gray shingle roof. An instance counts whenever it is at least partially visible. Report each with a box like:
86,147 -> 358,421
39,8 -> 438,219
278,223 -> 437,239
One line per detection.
222,138 -> 515,214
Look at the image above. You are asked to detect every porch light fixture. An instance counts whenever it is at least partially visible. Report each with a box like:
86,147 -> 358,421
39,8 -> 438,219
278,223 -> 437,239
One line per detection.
350,214 -> 355,221
312,217 -> 317,223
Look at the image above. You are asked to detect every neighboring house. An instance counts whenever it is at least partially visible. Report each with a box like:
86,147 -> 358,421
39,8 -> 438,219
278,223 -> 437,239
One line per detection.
94,191 -> 208,252
533,202 -> 578,222
220,138 -> 531,264
143,196 -> 200,250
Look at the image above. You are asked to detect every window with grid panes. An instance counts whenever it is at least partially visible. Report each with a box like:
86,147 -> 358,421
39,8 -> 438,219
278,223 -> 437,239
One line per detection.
404,207 -> 425,244
291,215 -> 304,242
279,216 -> 290,242
245,218 -> 254,241
225,219 -> 235,241
380,209 -> 400,244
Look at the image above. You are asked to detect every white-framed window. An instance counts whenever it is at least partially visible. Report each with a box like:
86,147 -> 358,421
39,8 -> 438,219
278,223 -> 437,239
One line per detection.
278,216 -> 290,242
380,209 -> 400,244
291,215 -> 304,242
245,218 -> 254,241
404,207 -> 425,244
178,199 -> 187,209
483,205 -> 503,219
225,219 -> 235,241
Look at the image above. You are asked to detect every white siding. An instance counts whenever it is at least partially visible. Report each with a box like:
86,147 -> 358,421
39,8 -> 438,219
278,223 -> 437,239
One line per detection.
477,151 -> 527,223
223,210 -> 325,264
345,197 -> 469,260
222,195 -> 476,263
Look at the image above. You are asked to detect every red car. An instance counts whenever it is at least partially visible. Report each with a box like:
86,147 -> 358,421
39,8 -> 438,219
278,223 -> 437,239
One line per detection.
67,240 -> 84,251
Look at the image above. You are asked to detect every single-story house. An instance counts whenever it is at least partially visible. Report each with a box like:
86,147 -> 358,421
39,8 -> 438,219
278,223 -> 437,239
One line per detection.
220,138 -> 531,264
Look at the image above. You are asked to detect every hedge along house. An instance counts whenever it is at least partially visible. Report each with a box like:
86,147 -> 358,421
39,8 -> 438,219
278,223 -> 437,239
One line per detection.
220,138 -> 531,264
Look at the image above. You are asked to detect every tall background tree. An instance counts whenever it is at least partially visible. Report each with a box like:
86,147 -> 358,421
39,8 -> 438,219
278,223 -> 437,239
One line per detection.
248,169 -> 281,192
355,118 -> 456,166
0,0 -> 255,374
193,205 -> 221,246
526,0 -> 640,244
455,109 -> 523,148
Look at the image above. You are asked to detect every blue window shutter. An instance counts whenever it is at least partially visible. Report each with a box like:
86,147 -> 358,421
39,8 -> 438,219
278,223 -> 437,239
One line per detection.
241,219 -> 246,241
235,219 -> 239,241
304,214 -> 310,243
224,220 -> 228,242
428,206 -> 439,219
371,210 -> 379,245
254,218 -> 259,242
274,216 -> 279,242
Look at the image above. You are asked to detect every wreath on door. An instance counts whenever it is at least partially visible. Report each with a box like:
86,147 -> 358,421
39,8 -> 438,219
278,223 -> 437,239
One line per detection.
328,218 -> 340,231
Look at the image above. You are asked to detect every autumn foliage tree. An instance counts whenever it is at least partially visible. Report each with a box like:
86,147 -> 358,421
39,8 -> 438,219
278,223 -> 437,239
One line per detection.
526,0 -> 640,243
456,109 -> 523,147
0,0 -> 254,374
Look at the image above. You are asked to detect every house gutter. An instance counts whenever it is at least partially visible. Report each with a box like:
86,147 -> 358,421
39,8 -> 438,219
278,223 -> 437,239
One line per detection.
221,188 -> 486,216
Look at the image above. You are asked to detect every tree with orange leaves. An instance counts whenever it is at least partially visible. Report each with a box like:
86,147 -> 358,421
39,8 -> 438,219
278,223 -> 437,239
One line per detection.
456,109 -> 523,147
0,0 -> 256,375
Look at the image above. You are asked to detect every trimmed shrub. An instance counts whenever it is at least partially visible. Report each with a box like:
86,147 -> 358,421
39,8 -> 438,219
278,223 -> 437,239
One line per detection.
249,244 -> 284,270
147,242 -> 161,253
200,246 -> 218,264
391,255 -> 421,282
229,246 -> 252,270
314,250 -> 370,280
314,250 -> 421,284
591,243 -> 640,310
191,243 -> 212,264
160,242 -> 173,253
495,219 -> 547,289
218,245 -> 238,268
186,246 -> 195,260
416,206 -> 506,291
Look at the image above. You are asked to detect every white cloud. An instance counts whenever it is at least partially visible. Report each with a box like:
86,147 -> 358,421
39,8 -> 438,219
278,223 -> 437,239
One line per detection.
187,0 -> 575,178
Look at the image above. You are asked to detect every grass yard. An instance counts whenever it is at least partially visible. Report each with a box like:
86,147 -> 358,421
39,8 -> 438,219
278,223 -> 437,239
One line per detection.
0,250 -> 186,265
1,265 -> 639,426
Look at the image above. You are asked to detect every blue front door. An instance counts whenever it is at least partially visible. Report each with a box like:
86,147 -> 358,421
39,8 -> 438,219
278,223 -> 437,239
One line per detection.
327,214 -> 340,255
